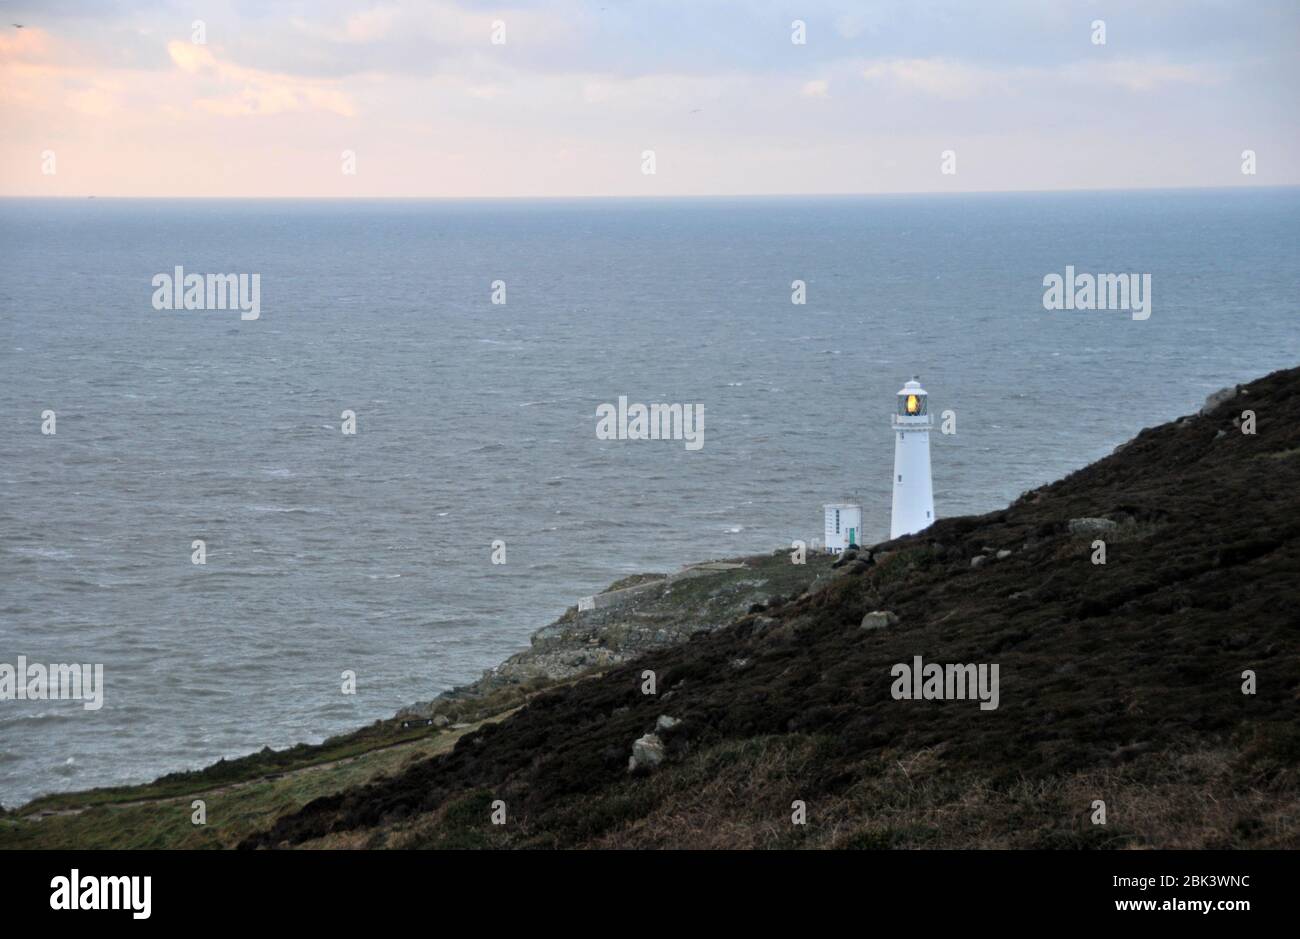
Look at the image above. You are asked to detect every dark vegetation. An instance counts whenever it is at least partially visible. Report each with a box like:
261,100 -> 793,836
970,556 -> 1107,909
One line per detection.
16,677 -> 553,816
242,367 -> 1300,849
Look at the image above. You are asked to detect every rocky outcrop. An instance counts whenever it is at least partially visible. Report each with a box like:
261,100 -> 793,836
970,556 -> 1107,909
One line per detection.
398,549 -> 837,716
1201,385 -> 1241,415
860,610 -> 898,630
628,733 -> 665,772
1068,517 -> 1118,534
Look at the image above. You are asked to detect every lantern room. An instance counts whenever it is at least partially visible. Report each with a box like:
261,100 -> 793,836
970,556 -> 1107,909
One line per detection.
896,378 -> 929,418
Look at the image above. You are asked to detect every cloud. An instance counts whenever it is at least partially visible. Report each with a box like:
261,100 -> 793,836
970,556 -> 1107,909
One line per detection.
1061,59 -> 1226,92
288,6 -> 402,45
0,25 -> 52,59
834,12 -> 883,40
167,41 -> 214,74
861,58 -> 1008,100
165,40 -> 355,117
0,2 -> 1292,196
861,55 -> 1227,100
65,80 -> 123,117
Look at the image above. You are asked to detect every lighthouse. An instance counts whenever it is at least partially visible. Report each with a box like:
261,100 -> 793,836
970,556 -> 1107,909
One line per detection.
890,377 -> 935,539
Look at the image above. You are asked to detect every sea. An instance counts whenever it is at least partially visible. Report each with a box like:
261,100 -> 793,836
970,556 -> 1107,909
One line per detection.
1,189 -> 1296,807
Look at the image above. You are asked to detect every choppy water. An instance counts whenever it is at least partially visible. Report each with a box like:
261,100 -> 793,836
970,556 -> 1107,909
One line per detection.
1,190 -> 1296,807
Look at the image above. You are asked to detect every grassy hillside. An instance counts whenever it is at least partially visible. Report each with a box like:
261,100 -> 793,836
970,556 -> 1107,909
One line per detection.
243,366 -> 1300,849
7,368 -> 1296,850
2,548 -> 834,848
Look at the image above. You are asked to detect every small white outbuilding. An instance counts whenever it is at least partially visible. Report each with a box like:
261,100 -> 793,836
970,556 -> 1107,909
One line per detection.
823,503 -> 863,554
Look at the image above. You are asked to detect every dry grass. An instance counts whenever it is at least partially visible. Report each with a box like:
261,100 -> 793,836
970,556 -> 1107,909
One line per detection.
523,736 -> 1300,850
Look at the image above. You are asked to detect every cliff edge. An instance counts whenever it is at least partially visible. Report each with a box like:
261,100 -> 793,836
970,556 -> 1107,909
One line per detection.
244,366 -> 1300,849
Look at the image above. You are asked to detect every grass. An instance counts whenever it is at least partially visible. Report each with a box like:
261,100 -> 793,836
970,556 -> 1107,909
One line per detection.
15,721 -> 446,816
0,718 -> 494,849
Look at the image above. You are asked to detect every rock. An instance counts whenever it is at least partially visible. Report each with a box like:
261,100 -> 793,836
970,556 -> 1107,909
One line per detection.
832,549 -> 859,569
970,555 -> 987,568
628,733 -> 665,772
1215,429 -> 1227,439
395,701 -> 434,720
1201,385 -> 1239,416
996,549 -> 1012,560
433,715 -> 450,728
656,714 -> 681,732
390,548 -> 834,725
860,610 -> 899,630
1068,517 -> 1118,534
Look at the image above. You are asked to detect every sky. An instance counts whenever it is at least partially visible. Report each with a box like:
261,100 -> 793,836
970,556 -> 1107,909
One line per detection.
0,0 -> 1297,197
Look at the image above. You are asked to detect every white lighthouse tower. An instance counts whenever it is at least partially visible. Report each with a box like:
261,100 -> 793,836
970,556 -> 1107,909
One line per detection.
890,377 -> 935,539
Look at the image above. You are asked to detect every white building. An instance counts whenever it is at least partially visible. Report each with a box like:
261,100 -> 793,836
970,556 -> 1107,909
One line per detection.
890,377 -> 936,539
824,503 -> 863,553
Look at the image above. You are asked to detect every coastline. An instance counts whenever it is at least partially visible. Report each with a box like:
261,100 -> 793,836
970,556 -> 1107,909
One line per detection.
6,370 -> 1299,849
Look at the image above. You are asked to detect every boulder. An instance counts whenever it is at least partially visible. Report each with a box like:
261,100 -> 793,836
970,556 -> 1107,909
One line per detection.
656,715 -> 682,733
970,555 -> 987,569
628,733 -> 666,772
1069,517 -> 1118,534
860,610 -> 899,630
996,549 -> 1013,560
433,715 -> 450,729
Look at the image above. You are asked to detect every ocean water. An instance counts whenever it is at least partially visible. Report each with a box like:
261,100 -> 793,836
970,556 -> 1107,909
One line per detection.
1,190 -> 1296,807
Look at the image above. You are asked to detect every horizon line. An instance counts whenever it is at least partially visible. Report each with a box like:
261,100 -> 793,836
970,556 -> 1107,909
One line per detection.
2,183 -> 1295,202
